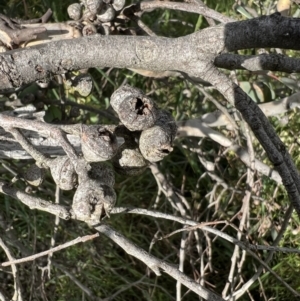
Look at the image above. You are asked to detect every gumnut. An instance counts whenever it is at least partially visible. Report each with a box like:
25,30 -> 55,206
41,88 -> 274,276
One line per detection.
110,85 -> 159,131
139,110 -> 177,162
47,156 -> 77,190
97,4 -> 115,22
112,0 -> 125,11
72,179 -> 116,222
112,140 -> 149,176
24,164 -> 46,186
81,124 -> 118,162
84,0 -> 103,15
67,3 -> 82,20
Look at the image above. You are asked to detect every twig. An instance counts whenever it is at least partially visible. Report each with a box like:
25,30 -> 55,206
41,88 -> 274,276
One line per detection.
17,8 -> 52,24
214,53 -> 300,73
1,233 -> 99,267
9,128 -> 48,165
0,181 -> 71,220
150,163 -> 192,298
150,164 -> 189,217
112,207 -> 299,256
153,221 -> 226,242
177,230 -> 187,301
178,91 -> 300,130
139,1 -> 235,24
43,185 -> 61,279
123,8 -> 157,37
0,237 -> 23,301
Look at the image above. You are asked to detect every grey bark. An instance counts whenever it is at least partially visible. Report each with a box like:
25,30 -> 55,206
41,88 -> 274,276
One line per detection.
1,14 -> 300,91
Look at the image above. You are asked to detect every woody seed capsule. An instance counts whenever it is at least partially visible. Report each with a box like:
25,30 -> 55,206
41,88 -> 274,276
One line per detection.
81,125 -> 118,162
139,110 -> 177,162
72,180 -> 116,222
110,84 -> 159,131
112,140 -> 149,176
48,156 -> 77,190
67,3 -> 82,20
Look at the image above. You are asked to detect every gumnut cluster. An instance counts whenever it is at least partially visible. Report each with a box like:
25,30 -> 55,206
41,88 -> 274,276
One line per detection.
110,85 -> 177,166
67,0 -> 126,35
17,85 -> 176,223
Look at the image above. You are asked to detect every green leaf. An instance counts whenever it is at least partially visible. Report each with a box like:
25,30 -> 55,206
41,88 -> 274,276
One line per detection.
277,77 -> 300,91
239,81 -> 270,103
44,105 -> 62,122
235,5 -> 254,19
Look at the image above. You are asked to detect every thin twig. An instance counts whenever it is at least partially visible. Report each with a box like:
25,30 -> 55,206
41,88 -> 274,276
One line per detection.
43,185 -> 61,279
0,181 -> 71,220
0,238 -> 23,301
1,233 -> 99,267
139,1 -> 235,23
177,121 -> 282,184
150,164 -> 189,217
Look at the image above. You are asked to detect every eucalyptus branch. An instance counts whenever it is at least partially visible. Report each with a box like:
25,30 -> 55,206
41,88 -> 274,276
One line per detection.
215,53 -> 300,73
95,223 -> 225,301
1,233 -> 99,267
0,181 -> 71,219
1,14 -> 300,218
224,122 -> 255,297
0,113 -> 56,136
0,115 -> 284,186
2,14 -> 300,91
137,1 -> 235,24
